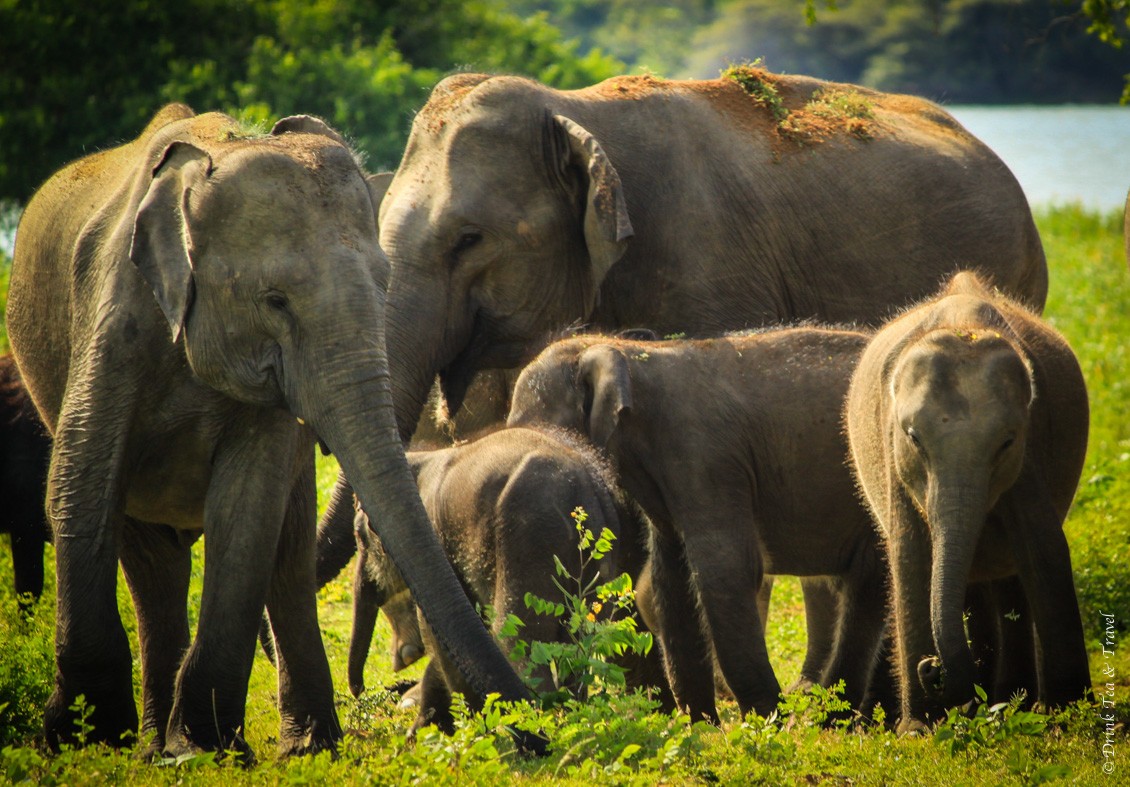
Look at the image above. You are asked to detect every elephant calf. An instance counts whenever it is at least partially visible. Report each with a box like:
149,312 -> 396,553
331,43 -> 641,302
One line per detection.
350,425 -> 652,734
508,327 -> 886,723
0,354 -> 52,612
845,271 -> 1091,731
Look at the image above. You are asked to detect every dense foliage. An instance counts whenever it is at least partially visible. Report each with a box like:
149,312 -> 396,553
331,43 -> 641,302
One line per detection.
0,0 -> 620,202
515,1 -> 1130,101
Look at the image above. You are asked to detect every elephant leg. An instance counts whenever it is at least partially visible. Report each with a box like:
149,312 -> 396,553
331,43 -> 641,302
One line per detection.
10,528 -> 46,611
861,626 -> 900,724
118,518 -> 193,754
885,491 -> 941,731
348,556 -> 382,698
622,566 -> 676,712
315,473 -> 359,589
678,505 -> 780,719
504,604 -> 559,699
646,524 -> 718,724
42,368 -> 137,749
1000,484 -> 1090,708
756,576 -> 774,631
820,569 -> 887,711
792,577 -> 839,693
410,657 -> 455,737
964,582 -> 998,697
990,577 -> 1037,705
267,460 -> 340,756
164,419 -> 296,760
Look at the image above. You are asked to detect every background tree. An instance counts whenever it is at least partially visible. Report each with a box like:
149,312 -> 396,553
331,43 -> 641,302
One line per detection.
0,0 -> 620,203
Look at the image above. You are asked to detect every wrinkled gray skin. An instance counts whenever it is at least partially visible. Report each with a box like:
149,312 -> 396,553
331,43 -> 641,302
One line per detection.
6,104 -> 531,758
349,426 -> 655,734
378,70 -> 1047,447
845,272 -> 1091,732
508,328 -> 886,723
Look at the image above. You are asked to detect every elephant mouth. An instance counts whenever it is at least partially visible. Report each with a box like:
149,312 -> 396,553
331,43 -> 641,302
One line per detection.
438,322 -> 537,416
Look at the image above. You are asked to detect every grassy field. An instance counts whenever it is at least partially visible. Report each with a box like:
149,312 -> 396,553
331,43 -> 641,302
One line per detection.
0,205 -> 1127,784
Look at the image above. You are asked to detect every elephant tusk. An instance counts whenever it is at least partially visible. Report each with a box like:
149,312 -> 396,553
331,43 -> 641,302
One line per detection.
296,417 -> 305,425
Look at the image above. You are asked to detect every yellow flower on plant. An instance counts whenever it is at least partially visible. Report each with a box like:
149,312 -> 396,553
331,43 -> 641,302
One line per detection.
591,602 -> 603,614
586,612 -> 596,622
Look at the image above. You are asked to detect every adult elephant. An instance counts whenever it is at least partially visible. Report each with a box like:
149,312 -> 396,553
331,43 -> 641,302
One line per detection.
6,104 -> 531,758
375,68 -> 1047,436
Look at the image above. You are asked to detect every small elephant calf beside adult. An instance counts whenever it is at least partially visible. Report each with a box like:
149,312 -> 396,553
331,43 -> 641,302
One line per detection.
346,425 -> 658,734
507,326 -> 887,724
845,271 -> 1092,731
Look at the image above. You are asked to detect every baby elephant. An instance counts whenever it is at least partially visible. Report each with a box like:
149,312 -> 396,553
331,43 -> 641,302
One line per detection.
845,271 -> 1091,731
0,354 -> 52,612
508,327 -> 886,723
351,425 -> 649,734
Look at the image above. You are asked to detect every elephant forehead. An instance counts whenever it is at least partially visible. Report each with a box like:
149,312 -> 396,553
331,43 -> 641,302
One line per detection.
190,155 -> 376,249
204,145 -> 373,221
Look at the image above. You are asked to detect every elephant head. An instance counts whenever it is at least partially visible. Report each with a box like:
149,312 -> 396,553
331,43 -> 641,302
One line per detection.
129,115 -> 531,720
889,328 -> 1034,707
378,75 -> 633,438
507,340 -> 633,451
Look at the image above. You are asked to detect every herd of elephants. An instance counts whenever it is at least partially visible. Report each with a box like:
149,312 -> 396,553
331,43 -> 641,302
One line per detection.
0,66 -> 1119,761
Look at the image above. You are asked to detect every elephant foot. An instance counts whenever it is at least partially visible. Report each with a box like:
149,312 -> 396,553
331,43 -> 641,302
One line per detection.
407,700 -> 547,757
395,681 -> 423,709
44,681 -> 138,751
164,722 -> 256,766
786,676 -> 817,695
896,716 -> 931,736
277,716 -> 340,759
410,703 -> 455,738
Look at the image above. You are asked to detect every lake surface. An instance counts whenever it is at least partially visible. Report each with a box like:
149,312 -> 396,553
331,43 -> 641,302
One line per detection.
946,105 -> 1130,211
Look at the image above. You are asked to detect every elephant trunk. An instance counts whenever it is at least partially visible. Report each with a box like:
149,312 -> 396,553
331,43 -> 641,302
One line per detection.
921,478 -> 988,710
385,283 -> 451,442
299,350 -> 534,717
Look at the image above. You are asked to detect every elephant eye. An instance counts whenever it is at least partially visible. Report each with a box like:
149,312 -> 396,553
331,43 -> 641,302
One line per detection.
263,291 -> 289,312
453,231 -> 483,255
995,435 -> 1016,460
906,427 -> 924,452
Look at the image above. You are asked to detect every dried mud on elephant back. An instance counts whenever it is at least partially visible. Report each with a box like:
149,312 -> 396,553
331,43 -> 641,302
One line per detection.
718,64 -> 882,147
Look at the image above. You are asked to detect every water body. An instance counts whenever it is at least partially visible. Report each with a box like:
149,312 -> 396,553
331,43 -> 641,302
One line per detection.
947,105 -> 1130,211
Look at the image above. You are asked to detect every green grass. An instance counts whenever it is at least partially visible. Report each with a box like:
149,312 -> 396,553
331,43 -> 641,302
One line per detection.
1,205 -> 1129,783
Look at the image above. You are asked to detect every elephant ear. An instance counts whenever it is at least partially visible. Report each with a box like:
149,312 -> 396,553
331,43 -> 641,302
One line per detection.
366,172 -> 395,226
578,345 -> 632,448
270,114 -> 349,147
553,114 -> 634,292
130,141 -> 212,342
